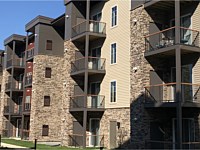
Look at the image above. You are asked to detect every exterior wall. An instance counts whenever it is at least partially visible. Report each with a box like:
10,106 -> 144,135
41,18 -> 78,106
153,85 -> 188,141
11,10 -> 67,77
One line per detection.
35,24 -> 64,57
0,69 -> 11,135
29,55 -> 64,142
90,0 -> 131,108
192,3 -> 200,84
130,5 -> 153,148
61,40 -> 76,146
100,107 -> 130,149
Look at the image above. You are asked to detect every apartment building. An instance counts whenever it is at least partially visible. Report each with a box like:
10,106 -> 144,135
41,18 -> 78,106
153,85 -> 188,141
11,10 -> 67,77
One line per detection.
0,15 -> 65,143
1,0 -> 200,149
130,0 -> 200,149
62,0 -> 131,148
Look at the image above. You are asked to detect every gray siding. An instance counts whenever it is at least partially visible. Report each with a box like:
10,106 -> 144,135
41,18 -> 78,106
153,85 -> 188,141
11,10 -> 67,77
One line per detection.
35,24 -> 64,57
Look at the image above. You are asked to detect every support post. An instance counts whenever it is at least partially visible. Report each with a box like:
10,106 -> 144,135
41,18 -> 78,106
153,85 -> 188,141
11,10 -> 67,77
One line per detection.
83,0 -> 90,148
175,0 -> 182,149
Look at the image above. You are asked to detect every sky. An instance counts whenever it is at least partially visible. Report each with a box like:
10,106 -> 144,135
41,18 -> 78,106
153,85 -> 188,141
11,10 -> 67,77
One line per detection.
0,0 -> 65,50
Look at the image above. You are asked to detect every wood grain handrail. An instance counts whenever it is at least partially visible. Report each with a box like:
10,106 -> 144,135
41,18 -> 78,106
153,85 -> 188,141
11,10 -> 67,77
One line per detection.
144,26 -> 199,38
70,94 -> 105,98
73,56 -> 106,62
144,26 -> 175,38
145,82 -> 200,88
147,140 -> 176,144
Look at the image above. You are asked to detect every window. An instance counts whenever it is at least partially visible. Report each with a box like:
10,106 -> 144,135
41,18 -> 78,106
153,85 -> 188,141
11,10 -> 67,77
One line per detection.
111,43 -> 116,64
110,81 -> 116,102
46,40 -> 52,50
42,125 -> 49,136
44,96 -> 50,106
45,68 -> 51,78
111,6 -> 117,27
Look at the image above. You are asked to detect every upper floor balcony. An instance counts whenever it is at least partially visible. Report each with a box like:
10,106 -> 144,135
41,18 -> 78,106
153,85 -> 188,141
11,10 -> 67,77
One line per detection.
71,57 -> 106,76
144,27 -> 200,57
24,75 -> 32,87
6,56 -> 24,69
26,48 -> 34,60
71,20 -> 106,42
3,98 -> 22,116
69,95 -> 105,111
144,82 -> 200,108
24,102 -> 31,113
5,79 -> 23,92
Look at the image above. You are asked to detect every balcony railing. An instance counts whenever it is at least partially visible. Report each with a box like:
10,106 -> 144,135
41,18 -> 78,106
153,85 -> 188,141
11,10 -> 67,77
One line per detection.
70,95 -> 105,109
145,82 -> 200,104
68,134 -> 104,147
5,80 -> 23,91
25,75 -> 32,85
72,20 -> 106,37
71,57 -> 106,73
6,57 -> 24,68
145,26 -> 200,52
26,48 -> 34,59
4,106 -> 9,113
24,103 -> 31,111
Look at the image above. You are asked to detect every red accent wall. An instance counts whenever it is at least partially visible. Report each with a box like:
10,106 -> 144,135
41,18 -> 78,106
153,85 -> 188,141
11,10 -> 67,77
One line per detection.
27,43 -> 34,50
26,62 -> 33,75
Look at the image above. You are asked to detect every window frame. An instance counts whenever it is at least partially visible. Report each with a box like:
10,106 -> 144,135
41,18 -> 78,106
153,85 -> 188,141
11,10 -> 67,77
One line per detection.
42,125 -> 49,136
110,80 -> 117,103
110,43 -> 117,65
46,40 -> 53,51
111,5 -> 118,27
44,96 -> 50,106
45,67 -> 52,78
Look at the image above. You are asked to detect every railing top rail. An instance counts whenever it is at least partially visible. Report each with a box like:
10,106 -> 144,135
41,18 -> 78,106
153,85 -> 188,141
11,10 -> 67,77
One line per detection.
145,82 -> 200,88
70,94 -> 105,98
72,20 -> 106,29
144,26 -> 199,38
69,134 -> 104,136
146,140 -> 177,144
72,56 -> 106,62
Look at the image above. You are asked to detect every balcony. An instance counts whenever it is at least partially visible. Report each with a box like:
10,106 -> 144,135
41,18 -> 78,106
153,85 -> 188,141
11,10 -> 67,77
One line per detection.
25,75 -> 32,86
70,95 -> 105,111
26,48 -> 34,60
4,106 -> 9,114
71,57 -> 106,76
5,80 -> 23,92
24,103 -> 31,112
22,129 -> 30,140
6,57 -> 24,69
72,20 -> 106,42
144,27 -> 200,57
144,82 -> 200,107
68,134 -> 104,148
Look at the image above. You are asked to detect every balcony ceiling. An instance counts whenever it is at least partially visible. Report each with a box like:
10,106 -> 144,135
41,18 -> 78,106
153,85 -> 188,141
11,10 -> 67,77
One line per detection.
145,1 -> 198,12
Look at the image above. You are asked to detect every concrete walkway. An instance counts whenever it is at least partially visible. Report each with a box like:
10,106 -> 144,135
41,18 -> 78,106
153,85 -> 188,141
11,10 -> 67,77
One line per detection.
1,142 -> 29,149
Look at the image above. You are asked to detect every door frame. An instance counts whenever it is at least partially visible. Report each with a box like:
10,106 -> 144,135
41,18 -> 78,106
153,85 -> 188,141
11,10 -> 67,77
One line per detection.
16,119 -> 21,137
89,118 -> 100,147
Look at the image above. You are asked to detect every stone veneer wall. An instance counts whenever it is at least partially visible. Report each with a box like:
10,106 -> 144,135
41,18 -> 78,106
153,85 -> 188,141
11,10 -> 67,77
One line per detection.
130,5 -> 153,149
60,40 -> 76,146
29,55 -> 64,142
100,107 -> 130,149
0,69 -> 11,135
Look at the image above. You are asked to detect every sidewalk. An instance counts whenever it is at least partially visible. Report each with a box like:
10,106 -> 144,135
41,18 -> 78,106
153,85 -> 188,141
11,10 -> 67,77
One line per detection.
1,142 -> 28,149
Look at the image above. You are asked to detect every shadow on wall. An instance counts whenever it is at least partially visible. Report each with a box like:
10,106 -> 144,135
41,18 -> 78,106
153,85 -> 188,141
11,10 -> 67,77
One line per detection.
115,91 -> 200,149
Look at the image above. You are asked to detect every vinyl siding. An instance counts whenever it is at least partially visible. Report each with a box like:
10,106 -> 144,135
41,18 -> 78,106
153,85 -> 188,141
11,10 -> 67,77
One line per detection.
192,3 -> 200,84
90,0 -> 131,108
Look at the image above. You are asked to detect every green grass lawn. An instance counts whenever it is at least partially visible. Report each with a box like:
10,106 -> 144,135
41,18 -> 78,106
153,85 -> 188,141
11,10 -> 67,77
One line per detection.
1,139 -> 78,149
1,139 -> 102,150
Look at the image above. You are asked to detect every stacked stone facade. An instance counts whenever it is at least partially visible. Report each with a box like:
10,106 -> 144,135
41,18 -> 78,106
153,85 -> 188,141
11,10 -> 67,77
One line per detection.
29,55 -> 64,141
130,5 -> 153,148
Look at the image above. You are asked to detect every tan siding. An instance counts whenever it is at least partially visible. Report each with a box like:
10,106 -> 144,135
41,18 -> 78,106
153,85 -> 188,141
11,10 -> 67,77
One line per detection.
91,0 -> 131,108
192,4 -> 200,84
